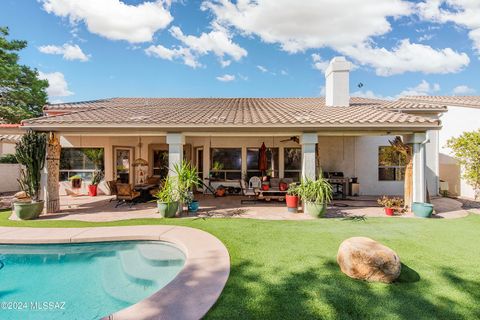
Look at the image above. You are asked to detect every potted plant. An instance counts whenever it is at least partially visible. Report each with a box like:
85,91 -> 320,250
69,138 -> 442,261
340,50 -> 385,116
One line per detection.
377,196 -> 404,216
88,170 -> 104,196
297,177 -> 333,218
286,183 -> 300,213
412,202 -> 434,218
210,161 -> 224,181
13,131 -> 47,220
173,161 -> 201,214
69,175 -> 82,189
153,176 -> 179,218
279,180 -> 288,191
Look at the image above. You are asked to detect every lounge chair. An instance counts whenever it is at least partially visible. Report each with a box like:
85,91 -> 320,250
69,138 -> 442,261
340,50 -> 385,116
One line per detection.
115,183 -> 141,208
106,180 -> 117,202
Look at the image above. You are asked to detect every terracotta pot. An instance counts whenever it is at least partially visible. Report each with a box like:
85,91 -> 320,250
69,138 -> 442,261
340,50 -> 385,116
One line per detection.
261,184 -> 270,191
71,178 -> 82,189
216,186 -> 226,197
279,182 -> 288,191
384,207 -> 394,216
286,195 -> 299,213
88,185 -> 98,197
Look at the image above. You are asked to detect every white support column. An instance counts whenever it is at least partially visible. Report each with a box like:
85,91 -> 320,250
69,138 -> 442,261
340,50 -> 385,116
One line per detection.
301,133 -> 318,180
411,133 -> 427,203
166,133 -> 185,176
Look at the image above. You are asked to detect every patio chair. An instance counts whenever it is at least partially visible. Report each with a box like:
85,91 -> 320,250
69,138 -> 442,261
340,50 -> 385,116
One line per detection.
106,180 -> 117,202
241,176 -> 261,204
115,183 -> 141,208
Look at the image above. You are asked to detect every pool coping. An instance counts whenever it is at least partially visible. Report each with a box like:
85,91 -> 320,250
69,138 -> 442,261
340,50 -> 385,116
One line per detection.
0,225 -> 230,320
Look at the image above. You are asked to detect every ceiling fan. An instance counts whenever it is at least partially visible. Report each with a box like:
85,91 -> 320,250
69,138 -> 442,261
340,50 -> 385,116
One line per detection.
280,136 -> 299,144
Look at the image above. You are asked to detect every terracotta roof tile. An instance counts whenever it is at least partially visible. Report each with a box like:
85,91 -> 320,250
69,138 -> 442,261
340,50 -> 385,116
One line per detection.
25,97 -> 440,130
400,96 -> 480,109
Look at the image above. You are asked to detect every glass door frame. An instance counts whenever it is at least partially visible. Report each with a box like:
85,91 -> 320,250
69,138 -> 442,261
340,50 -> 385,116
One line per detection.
113,146 -> 134,184
195,146 -> 204,192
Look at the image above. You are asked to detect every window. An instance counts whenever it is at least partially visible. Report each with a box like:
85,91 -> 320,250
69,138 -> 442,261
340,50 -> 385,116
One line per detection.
378,146 -> 407,181
60,148 -> 104,182
284,147 -> 302,181
152,150 -> 168,178
211,148 -> 242,180
246,147 -> 279,179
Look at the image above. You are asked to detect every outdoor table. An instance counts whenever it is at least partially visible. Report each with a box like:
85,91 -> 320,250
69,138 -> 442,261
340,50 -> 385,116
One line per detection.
134,184 -> 157,202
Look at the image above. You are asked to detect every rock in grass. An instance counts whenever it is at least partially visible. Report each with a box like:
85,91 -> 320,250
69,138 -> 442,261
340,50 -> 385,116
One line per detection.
337,237 -> 401,283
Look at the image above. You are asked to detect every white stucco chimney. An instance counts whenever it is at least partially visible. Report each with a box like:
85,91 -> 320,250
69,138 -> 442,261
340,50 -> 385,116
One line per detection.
325,56 -> 351,107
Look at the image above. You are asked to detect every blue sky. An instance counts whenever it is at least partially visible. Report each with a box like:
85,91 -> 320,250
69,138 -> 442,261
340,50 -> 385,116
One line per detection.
1,0 -> 479,103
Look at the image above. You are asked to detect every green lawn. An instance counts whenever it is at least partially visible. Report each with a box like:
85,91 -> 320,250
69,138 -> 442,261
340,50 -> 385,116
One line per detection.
1,209 -> 479,319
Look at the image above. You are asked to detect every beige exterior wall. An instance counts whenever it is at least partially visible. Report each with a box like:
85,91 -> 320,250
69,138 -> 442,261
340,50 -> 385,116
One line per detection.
0,164 -> 21,193
57,133 -> 423,196
0,142 -> 16,156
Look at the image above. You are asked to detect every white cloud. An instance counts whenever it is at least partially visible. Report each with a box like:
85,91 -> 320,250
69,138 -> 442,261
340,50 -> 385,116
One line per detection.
352,80 -> 441,100
238,73 -> 248,80
38,43 -> 90,61
38,71 -> 74,97
453,85 -> 476,95
280,70 -> 288,75
341,39 -> 470,76
42,0 -> 173,43
311,53 -> 329,73
202,0 -> 470,75
257,65 -> 268,73
145,25 -> 247,68
202,0 -> 413,52
397,80 -> 440,97
145,44 -> 201,68
418,0 -> 480,53
216,74 -> 235,82
170,26 -> 247,61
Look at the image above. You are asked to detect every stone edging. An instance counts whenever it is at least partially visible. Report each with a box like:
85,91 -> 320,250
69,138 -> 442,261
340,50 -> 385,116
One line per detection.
0,225 -> 230,320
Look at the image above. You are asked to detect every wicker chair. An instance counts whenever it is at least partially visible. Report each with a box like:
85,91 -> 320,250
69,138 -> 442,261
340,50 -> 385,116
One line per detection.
106,180 -> 117,202
115,183 -> 141,208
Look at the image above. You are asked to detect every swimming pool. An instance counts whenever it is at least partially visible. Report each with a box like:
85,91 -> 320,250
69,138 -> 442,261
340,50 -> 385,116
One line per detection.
0,241 -> 186,319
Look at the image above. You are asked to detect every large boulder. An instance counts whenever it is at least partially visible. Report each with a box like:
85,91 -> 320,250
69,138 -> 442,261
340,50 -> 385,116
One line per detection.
337,237 -> 401,283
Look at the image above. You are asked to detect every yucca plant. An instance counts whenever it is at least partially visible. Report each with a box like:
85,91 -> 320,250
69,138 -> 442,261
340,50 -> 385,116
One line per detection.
172,161 -> 201,204
297,177 -> 333,204
15,130 -> 47,201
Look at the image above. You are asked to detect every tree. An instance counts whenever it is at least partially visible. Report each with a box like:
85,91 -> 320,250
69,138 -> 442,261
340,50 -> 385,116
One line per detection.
447,130 -> 480,200
0,26 -> 48,123
389,137 -> 413,208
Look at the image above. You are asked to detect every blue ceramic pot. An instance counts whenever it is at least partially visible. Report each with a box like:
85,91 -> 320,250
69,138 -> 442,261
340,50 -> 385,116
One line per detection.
412,202 -> 433,218
188,200 -> 199,212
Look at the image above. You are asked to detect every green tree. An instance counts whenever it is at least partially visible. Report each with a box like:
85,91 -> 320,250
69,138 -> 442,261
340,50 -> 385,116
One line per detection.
0,26 -> 48,123
447,130 -> 480,200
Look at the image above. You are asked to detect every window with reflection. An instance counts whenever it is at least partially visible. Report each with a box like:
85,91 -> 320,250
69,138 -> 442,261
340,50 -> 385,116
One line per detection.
284,147 -> 301,181
210,148 -> 242,180
60,148 -> 104,181
378,146 -> 406,181
246,147 -> 279,179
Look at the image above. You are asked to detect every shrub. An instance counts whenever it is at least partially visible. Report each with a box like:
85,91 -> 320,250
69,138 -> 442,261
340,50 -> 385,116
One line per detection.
0,153 -> 18,164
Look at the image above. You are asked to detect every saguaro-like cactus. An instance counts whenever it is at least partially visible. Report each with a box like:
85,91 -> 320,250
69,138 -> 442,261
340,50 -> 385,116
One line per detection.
15,130 -> 47,201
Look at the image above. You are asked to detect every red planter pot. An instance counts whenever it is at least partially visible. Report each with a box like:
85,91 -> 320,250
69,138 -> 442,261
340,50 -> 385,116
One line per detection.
286,195 -> 299,212
384,207 -> 394,216
261,184 -> 270,191
279,182 -> 288,191
88,185 -> 98,197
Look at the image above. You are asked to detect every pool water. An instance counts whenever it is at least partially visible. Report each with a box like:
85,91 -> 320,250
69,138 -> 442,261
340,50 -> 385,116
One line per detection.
0,241 -> 185,319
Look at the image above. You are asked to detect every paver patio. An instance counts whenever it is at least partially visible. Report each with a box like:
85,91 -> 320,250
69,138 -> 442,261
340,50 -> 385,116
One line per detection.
4,193 -> 477,222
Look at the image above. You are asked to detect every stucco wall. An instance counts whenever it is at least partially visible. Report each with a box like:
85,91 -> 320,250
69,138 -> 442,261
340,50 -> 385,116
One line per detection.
438,106 -> 480,199
0,142 -> 16,156
0,164 -> 21,193
57,133 -> 439,197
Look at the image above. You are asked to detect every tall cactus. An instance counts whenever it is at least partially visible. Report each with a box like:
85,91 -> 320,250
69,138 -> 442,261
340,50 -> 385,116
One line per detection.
15,130 -> 47,201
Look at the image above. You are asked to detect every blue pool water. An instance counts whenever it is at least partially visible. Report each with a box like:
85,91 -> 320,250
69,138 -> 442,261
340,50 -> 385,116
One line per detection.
0,241 -> 185,319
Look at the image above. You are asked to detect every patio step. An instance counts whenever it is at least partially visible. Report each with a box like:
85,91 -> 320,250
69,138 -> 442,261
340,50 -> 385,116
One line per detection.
100,255 -> 155,304
136,242 -> 185,267
118,249 -> 182,288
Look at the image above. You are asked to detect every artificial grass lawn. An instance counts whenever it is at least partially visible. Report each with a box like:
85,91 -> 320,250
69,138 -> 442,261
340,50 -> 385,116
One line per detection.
1,209 -> 479,319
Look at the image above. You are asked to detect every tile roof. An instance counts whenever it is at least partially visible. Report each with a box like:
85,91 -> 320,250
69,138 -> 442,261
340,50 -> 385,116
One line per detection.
0,134 -> 21,143
25,97 -> 441,130
400,96 -> 480,109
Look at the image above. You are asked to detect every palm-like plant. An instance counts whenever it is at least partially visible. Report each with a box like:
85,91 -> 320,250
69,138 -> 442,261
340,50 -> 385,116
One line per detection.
172,161 -> 201,204
297,177 -> 333,204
